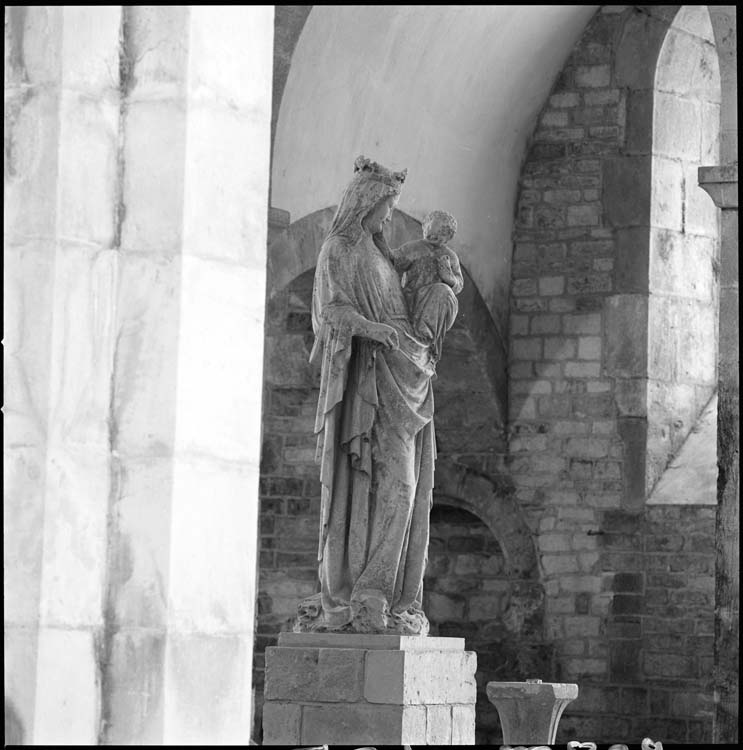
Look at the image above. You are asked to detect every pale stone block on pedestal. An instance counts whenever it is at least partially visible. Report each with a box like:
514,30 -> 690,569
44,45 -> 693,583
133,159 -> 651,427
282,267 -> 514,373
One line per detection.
263,634 -> 476,745
452,704 -> 476,744
402,705 -> 428,742
364,649 -> 476,704
426,704 -> 452,744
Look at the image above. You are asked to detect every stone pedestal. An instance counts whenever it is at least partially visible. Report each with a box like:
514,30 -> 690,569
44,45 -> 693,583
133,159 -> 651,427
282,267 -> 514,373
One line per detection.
486,680 -> 578,745
263,633 -> 477,745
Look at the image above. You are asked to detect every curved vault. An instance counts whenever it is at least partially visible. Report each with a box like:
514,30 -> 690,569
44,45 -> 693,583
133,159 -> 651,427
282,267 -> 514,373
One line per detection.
271,4 -> 598,329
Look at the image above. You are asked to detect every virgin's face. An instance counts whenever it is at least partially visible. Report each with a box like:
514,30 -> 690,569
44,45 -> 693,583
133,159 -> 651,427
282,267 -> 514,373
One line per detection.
363,196 -> 395,234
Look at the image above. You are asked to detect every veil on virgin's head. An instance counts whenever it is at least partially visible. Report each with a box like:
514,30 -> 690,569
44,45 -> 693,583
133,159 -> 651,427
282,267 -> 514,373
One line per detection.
326,155 -> 407,244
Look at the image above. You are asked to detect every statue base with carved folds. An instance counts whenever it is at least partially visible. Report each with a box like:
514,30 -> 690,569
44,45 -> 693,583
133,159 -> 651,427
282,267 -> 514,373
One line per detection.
262,633 -> 477,745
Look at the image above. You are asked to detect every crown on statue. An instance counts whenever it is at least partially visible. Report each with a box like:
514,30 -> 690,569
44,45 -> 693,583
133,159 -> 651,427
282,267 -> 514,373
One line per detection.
353,155 -> 407,190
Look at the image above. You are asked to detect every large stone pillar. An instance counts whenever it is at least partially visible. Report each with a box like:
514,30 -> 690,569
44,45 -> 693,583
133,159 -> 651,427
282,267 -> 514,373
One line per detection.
698,165 -> 738,745
4,7 -> 122,743
103,6 -> 274,744
701,5 -> 738,744
4,5 -> 273,744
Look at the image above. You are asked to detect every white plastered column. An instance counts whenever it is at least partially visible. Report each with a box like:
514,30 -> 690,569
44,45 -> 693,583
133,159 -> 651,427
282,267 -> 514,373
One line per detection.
106,6 -> 273,744
4,5 -> 273,744
5,6 -> 122,744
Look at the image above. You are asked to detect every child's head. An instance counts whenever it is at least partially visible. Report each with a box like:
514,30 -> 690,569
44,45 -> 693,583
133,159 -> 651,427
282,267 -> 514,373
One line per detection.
422,210 -> 457,245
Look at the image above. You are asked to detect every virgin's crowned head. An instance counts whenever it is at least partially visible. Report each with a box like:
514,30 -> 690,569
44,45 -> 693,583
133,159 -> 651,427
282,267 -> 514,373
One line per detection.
327,155 -> 407,243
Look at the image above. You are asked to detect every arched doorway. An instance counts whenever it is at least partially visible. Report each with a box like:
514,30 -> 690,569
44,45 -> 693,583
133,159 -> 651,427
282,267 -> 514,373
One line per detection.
426,461 -> 546,743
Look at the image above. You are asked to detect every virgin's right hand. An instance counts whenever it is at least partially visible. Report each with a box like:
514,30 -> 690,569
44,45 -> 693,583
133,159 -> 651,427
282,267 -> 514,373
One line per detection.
368,322 -> 399,351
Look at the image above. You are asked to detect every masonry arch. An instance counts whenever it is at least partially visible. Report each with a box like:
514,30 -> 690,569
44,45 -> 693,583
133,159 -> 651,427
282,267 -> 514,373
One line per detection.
430,465 -> 548,744
269,5 -> 600,424
433,458 -> 537,579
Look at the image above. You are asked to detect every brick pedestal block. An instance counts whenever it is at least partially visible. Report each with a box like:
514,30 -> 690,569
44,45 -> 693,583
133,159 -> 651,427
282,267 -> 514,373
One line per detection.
486,680 -> 578,744
263,633 -> 477,745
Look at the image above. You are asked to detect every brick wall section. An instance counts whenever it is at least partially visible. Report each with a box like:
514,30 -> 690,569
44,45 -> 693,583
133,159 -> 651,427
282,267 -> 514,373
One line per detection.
560,505 -> 715,743
509,6 -> 628,699
257,8 -> 717,742
426,506 -> 549,745
509,6 -> 715,743
253,266 -> 321,740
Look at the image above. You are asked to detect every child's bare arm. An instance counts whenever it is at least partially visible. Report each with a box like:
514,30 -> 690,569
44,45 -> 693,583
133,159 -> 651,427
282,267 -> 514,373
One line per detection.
439,247 -> 464,294
438,255 -> 457,287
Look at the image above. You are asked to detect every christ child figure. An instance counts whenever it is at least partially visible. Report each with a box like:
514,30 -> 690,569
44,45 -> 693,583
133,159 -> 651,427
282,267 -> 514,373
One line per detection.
391,210 -> 463,363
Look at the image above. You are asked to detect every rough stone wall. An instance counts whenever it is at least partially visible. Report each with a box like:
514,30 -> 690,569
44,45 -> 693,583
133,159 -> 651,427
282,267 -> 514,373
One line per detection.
561,505 -> 715,742
509,6 -> 716,743
257,5 -> 724,744
425,505 -> 549,745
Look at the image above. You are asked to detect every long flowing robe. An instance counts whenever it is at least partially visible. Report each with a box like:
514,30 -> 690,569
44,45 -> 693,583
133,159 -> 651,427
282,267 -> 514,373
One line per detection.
299,230 -> 437,633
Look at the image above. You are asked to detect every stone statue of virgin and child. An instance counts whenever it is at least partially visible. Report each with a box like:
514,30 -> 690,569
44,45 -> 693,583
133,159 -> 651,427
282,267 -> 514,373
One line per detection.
294,155 -> 463,637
